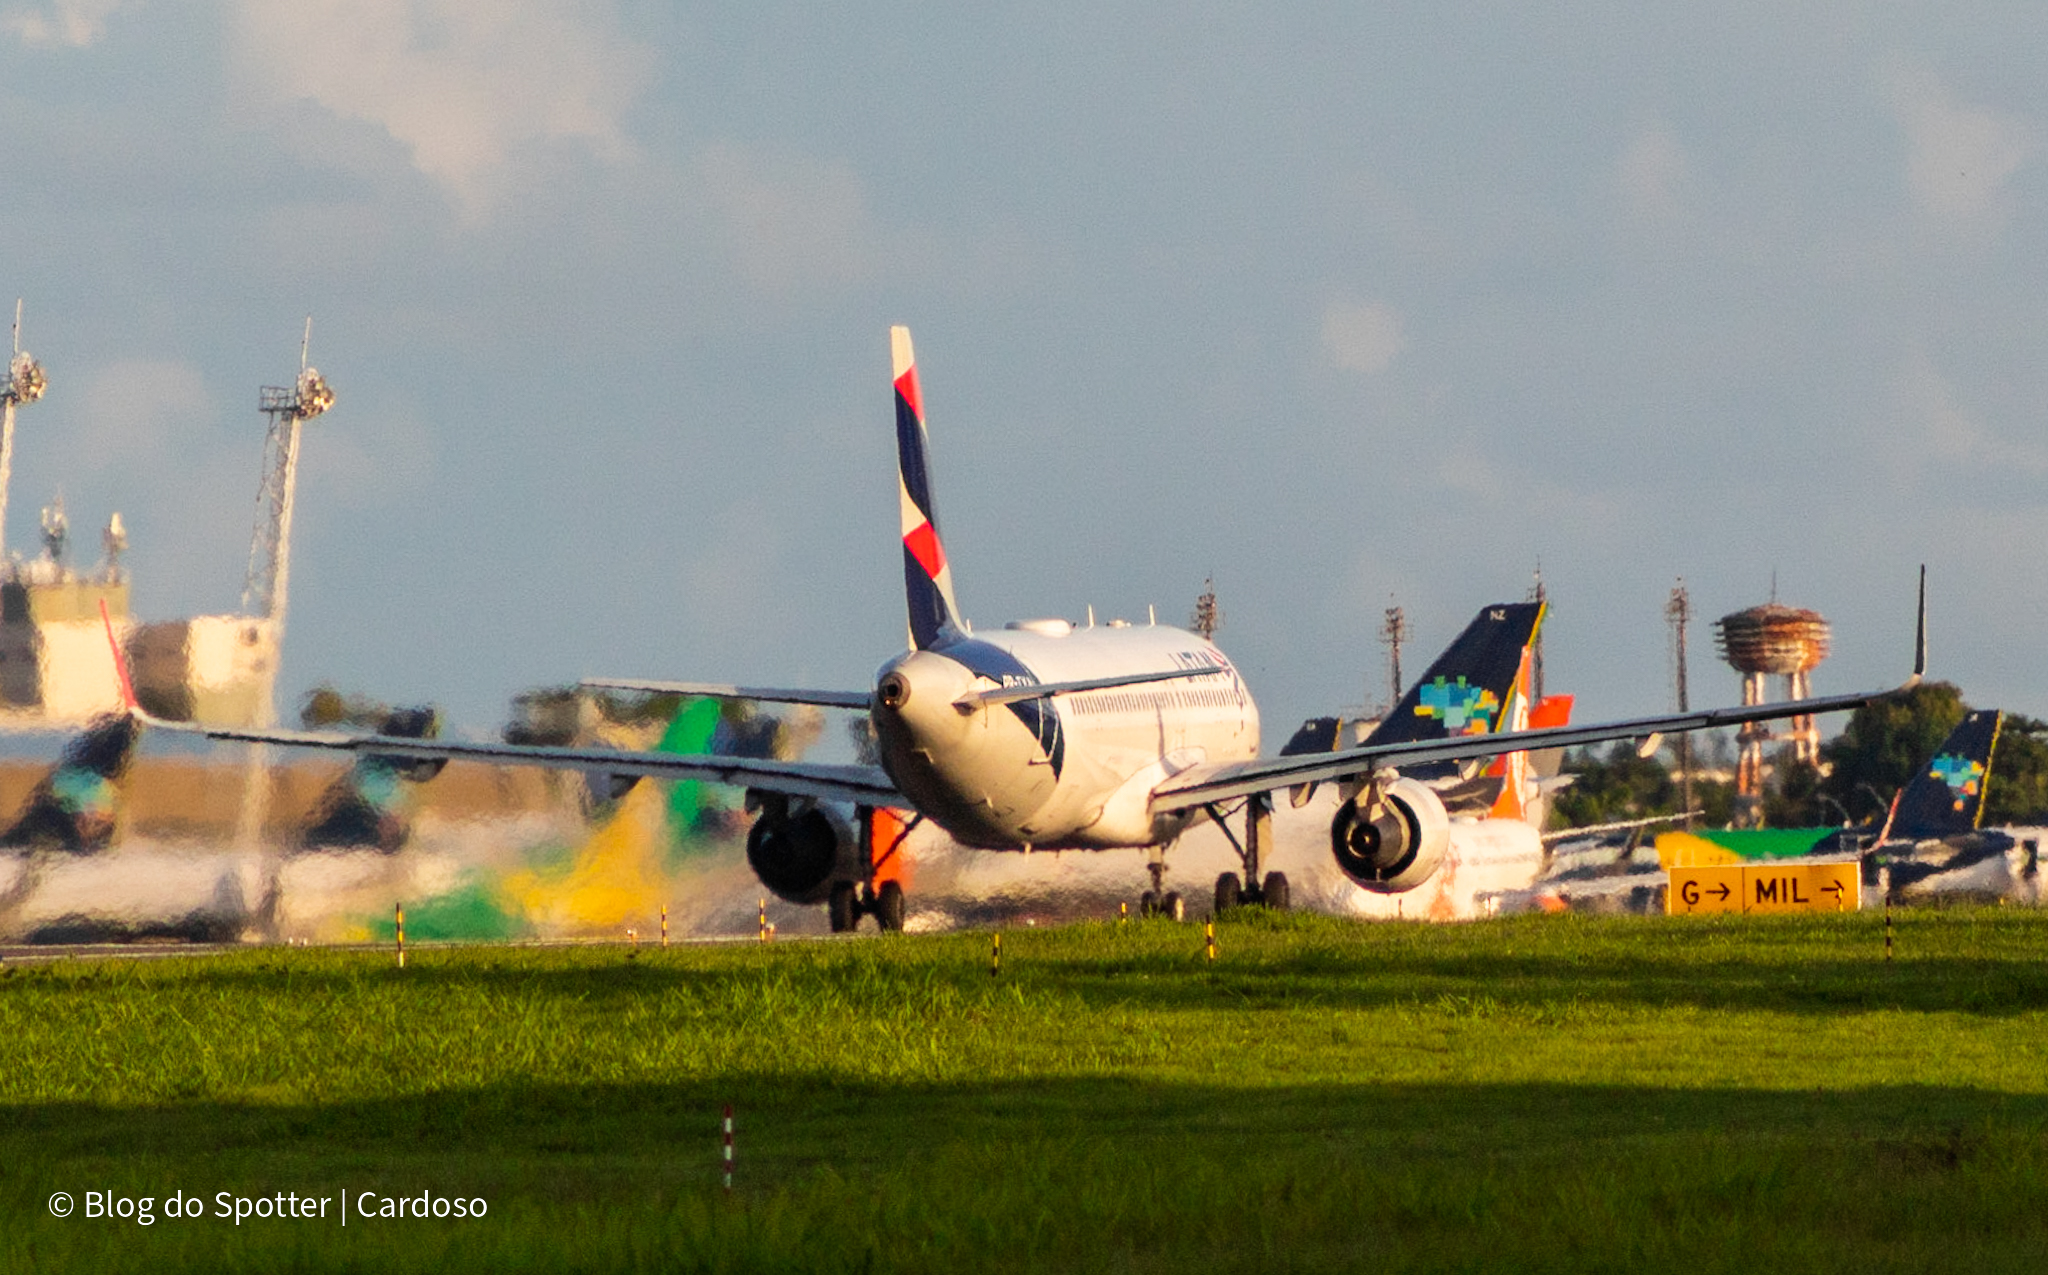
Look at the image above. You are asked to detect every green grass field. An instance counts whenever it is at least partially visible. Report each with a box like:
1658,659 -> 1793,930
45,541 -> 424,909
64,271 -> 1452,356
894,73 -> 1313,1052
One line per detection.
5,908 -> 2048,1273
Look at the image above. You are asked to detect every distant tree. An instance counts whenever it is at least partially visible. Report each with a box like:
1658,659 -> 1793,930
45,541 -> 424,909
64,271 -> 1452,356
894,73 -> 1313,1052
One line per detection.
1553,742 -> 1676,827
1689,776 -> 1737,828
1764,756 -> 1825,828
1984,713 -> 2048,826
1814,681 -> 1967,822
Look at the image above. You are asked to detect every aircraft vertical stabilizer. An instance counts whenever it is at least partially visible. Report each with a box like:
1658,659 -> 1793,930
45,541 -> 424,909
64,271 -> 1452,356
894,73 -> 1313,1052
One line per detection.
1364,602 -> 1546,780
892,326 -> 963,650
1890,709 -> 2002,841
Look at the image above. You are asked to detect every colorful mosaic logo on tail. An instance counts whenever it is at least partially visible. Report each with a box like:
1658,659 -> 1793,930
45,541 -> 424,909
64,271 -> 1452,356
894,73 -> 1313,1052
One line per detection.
1927,753 -> 1985,812
1415,677 -> 1503,735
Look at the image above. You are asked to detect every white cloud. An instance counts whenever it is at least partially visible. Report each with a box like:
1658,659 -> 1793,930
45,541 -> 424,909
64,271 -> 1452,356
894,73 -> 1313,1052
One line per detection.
1614,123 -> 1691,223
2,0 -> 126,48
226,1 -> 652,218
72,357 -> 215,472
1888,68 -> 2033,231
1319,298 -> 1406,375
298,396 -> 436,513
1886,348 -> 2048,484
694,144 -> 877,295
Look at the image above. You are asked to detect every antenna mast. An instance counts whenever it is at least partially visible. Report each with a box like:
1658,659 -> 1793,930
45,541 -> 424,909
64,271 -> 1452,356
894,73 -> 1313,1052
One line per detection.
1667,578 -> 1694,827
1379,600 -> 1407,711
1,300 -> 49,566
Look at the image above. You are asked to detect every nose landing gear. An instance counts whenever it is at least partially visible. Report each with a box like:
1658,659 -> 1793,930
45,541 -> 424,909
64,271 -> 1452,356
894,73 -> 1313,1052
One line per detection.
828,878 -> 906,933
1136,847 -> 1185,920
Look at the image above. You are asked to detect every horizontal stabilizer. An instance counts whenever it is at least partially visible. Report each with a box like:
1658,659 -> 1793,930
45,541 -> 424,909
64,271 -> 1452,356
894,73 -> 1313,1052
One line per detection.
581,678 -> 872,710
130,714 -> 902,808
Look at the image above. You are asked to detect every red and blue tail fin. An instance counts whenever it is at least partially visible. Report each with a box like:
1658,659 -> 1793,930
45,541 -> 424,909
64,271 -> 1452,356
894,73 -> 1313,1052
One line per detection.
892,326 -> 964,649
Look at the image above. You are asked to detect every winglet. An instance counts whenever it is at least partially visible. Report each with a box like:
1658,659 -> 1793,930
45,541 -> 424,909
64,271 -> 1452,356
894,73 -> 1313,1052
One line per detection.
99,598 -> 139,713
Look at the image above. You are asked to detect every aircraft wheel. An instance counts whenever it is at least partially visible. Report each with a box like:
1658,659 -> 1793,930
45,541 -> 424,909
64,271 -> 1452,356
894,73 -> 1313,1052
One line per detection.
1214,872 -> 1241,916
1162,891 -> 1185,923
875,880 -> 906,932
1138,890 -> 1158,918
828,881 -> 859,933
1261,872 -> 1291,912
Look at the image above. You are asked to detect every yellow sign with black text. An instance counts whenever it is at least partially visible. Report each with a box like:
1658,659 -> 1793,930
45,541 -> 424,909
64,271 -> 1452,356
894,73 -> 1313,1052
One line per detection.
1668,860 -> 1860,915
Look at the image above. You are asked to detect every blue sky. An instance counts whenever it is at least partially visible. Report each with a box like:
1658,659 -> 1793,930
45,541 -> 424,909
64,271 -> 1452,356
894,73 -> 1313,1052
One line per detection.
1,2 -> 2043,739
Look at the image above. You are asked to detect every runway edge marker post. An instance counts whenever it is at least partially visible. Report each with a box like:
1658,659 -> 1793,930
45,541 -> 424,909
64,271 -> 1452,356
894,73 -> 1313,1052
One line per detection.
722,1105 -> 734,1193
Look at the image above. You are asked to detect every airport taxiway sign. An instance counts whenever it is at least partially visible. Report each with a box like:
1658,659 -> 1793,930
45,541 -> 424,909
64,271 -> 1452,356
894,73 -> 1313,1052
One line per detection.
1668,860 -> 1860,915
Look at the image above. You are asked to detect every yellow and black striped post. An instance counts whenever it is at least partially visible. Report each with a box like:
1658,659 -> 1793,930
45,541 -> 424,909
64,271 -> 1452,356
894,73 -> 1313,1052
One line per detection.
991,932 -> 1002,977
396,903 -> 405,969
1205,919 -> 1217,963
1119,901 -> 1128,926
661,904 -> 669,949
759,898 -> 768,942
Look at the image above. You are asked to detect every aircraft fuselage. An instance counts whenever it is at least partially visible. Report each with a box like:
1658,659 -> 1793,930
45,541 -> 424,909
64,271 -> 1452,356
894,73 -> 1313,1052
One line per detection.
872,621 -> 1259,850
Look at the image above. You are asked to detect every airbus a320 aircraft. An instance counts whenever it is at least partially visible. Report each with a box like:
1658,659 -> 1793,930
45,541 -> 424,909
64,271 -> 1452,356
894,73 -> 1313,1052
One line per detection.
106,328 -> 1929,931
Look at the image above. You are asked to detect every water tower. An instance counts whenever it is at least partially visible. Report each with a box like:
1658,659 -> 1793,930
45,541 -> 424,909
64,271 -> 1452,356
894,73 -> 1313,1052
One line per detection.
1715,602 -> 1831,823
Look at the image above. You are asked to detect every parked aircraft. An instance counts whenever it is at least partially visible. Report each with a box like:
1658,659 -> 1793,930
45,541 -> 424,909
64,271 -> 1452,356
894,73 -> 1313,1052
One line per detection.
105,327 -> 1929,931
1868,710 -> 2045,902
1501,706 -> 2029,912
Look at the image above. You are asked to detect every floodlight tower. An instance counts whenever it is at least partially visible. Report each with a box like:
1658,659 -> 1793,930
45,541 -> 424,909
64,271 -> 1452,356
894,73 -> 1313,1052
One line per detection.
235,321 -> 333,867
240,319 -> 334,724
1190,577 -> 1221,641
0,300 -> 49,566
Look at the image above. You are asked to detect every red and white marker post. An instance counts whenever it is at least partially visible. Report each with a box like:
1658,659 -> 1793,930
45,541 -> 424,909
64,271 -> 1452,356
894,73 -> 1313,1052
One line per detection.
722,1105 -> 735,1192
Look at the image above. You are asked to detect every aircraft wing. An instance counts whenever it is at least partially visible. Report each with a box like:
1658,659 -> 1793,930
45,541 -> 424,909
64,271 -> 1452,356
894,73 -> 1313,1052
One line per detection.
580,678 -> 873,710
1152,680 -> 1912,813
126,714 -> 901,807
1154,571 -> 1928,815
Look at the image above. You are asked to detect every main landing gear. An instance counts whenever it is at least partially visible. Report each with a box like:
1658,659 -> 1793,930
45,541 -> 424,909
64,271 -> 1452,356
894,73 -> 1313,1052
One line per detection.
1207,792 -> 1291,915
827,805 -> 918,934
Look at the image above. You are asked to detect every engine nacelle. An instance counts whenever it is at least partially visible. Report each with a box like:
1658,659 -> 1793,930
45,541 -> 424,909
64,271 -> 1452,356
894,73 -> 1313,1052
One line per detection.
1330,776 -> 1451,893
745,802 -> 861,904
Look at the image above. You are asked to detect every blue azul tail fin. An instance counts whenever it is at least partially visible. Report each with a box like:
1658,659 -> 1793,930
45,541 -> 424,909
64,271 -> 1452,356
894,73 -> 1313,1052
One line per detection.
892,327 -> 964,650
1364,601 -> 1546,756
0,714 -> 137,853
1890,709 -> 2001,840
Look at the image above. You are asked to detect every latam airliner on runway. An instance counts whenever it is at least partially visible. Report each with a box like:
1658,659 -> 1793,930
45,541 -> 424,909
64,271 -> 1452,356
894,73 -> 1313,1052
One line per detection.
110,328 -> 1927,931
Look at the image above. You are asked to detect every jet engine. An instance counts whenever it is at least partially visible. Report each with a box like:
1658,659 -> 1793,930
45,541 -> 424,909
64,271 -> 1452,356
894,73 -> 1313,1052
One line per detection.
745,797 -> 861,904
1329,776 -> 1451,892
